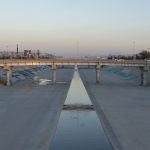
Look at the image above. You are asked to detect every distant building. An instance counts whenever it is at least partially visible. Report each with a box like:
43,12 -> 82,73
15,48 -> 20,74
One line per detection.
24,50 -> 32,58
0,49 -> 62,59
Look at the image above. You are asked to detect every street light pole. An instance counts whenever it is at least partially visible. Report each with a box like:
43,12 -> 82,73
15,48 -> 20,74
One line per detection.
133,41 -> 136,60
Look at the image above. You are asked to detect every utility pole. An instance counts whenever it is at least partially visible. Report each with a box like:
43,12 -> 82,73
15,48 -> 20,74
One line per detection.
76,41 -> 79,58
37,49 -> 40,58
20,41 -> 24,59
17,44 -> 19,58
133,41 -> 136,60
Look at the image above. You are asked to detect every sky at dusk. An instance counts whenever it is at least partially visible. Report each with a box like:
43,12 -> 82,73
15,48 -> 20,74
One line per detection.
0,0 -> 150,56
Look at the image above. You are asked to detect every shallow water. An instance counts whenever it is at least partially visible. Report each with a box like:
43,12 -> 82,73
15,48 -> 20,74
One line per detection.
50,110 -> 112,150
64,66 -> 92,105
49,66 -> 113,150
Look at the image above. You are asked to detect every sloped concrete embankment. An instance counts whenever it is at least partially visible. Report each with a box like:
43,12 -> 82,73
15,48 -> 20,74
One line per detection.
79,67 -> 150,150
0,68 -> 74,150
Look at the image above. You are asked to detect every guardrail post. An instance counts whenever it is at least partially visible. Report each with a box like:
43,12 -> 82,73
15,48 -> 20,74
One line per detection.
52,63 -> 56,83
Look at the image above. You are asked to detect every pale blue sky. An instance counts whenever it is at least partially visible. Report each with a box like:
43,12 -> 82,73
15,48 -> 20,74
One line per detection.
0,0 -> 150,56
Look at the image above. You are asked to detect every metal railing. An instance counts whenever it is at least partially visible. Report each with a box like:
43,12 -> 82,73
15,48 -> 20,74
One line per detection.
0,59 -> 149,67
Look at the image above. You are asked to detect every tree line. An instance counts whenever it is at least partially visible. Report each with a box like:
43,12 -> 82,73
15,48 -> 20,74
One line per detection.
108,50 -> 150,60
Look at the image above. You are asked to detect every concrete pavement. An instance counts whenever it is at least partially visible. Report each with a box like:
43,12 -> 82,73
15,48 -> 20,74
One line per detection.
79,67 -> 150,150
0,68 -> 73,150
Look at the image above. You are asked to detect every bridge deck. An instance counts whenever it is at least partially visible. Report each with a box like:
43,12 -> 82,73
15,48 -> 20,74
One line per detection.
0,59 -> 149,67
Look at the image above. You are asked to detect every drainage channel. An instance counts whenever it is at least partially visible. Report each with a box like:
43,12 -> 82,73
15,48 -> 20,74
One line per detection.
49,66 -> 113,150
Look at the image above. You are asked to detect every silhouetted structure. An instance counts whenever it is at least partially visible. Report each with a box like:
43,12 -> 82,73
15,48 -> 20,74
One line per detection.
17,44 -> 19,58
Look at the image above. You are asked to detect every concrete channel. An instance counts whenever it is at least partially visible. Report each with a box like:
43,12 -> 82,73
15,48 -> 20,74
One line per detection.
49,66 -> 113,150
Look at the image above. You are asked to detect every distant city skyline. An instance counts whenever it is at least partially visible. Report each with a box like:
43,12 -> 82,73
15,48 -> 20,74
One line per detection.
0,0 -> 150,56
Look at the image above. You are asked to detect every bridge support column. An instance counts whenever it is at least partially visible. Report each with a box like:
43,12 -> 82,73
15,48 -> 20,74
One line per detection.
3,66 -> 13,86
96,64 -> 101,83
52,64 -> 57,83
140,66 -> 149,86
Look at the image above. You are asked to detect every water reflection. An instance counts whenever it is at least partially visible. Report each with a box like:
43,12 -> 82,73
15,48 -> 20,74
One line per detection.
64,66 -> 92,105
49,65 -> 113,150
49,111 -> 113,150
